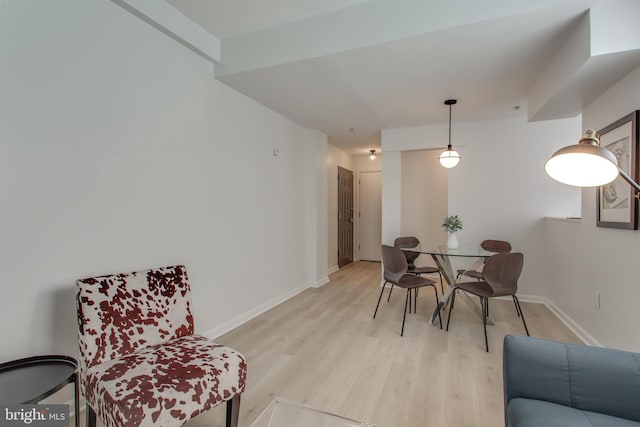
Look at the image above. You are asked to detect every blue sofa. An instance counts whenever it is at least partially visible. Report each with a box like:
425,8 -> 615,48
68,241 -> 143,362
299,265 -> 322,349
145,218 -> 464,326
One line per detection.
503,335 -> 640,426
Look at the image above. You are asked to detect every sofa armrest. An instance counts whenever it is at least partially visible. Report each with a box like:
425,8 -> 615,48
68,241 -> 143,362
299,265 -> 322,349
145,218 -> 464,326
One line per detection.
503,335 -> 640,424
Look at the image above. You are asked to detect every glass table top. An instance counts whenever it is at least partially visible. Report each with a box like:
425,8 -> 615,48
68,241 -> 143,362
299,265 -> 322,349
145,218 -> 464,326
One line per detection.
251,398 -> 375,427
399,244 -> 493,257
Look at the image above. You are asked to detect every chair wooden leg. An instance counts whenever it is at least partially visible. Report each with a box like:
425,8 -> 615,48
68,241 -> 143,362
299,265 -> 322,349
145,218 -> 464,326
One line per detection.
86,404 -> 96,427
446,288 -> 457,331
401,289 -> 410,336
482,297 -> 489,352
438,272 -> 444,294
226,394 -> 241,427
373,282 -> 387,318
514,296 -> 530,336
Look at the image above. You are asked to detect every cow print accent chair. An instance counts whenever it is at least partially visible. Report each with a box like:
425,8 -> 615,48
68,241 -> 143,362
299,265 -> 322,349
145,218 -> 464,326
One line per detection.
76,265 -> 247,427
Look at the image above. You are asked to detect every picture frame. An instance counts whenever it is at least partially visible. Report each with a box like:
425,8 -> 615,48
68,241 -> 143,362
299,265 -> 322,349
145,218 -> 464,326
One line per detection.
596,110 -> 639,229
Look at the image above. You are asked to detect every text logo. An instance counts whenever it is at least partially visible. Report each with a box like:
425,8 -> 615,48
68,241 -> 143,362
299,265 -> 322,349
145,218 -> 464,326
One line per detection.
0,405 -> 68,427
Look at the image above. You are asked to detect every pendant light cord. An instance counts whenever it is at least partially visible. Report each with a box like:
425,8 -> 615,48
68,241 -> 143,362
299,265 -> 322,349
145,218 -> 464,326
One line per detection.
448,103 -> 452,150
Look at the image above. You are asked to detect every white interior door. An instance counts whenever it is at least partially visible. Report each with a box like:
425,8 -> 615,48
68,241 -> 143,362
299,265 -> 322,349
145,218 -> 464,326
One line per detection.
359,171 -> 382,261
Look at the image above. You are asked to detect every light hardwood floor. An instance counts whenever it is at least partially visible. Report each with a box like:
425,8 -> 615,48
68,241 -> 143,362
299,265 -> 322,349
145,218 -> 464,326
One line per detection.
191,261 -> 581,427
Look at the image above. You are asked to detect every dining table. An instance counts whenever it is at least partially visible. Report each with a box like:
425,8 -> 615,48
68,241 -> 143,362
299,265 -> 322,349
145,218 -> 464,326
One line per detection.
399,244 -> 495,325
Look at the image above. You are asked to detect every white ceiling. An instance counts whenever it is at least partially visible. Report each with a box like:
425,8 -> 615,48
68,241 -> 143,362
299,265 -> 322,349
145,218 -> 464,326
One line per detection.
166,0 -> 640,155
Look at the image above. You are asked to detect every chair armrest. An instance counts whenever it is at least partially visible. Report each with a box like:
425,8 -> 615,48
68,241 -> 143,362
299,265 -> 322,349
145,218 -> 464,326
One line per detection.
503,335 -> 640,424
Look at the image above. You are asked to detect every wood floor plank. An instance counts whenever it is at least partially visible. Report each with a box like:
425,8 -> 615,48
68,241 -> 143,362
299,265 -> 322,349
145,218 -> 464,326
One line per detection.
86,261 -> 582,427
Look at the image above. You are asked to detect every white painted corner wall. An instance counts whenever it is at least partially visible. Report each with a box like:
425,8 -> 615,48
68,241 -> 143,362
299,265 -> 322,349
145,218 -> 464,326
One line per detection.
544,64 -> 640,352
0,0 -> 327,361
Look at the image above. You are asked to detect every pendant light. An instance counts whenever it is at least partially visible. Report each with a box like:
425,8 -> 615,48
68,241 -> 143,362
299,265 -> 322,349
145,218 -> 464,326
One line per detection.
369,149 -> 377,160
439,99 -> 461,168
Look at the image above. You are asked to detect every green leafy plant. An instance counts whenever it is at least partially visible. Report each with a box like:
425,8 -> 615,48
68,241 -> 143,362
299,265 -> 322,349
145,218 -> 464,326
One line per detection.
442,215 -> 463,233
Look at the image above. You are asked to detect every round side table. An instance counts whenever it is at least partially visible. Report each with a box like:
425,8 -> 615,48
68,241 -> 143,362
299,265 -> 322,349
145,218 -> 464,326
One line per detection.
0,355 -> 79,427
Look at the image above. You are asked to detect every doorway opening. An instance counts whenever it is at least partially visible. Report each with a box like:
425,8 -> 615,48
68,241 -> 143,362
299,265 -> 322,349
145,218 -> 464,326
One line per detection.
338,166 -> 354,267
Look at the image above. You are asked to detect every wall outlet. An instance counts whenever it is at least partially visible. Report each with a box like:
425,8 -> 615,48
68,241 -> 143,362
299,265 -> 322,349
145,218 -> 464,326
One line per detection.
594,291 -> 600,309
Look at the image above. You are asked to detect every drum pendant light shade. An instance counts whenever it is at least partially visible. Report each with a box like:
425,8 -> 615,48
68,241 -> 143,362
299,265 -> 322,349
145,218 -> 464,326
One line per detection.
545,130 -> 619,187
439,99 -> 460,168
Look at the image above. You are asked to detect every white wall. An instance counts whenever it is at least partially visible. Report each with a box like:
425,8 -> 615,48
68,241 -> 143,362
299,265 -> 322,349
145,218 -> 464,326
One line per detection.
400,150 -> 448,265
381,151 -> 402,246
353,153 -> 382,261
307,131 -> 329,287
544,64 -> 640,352
383,116 -> 581,295
0,1 -> 325,361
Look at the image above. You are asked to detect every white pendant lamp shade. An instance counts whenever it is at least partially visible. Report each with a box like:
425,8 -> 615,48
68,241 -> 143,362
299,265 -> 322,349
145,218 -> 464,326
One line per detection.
439,99 -> 460,168
439,149 -> 461,168
545,130 -> 619,187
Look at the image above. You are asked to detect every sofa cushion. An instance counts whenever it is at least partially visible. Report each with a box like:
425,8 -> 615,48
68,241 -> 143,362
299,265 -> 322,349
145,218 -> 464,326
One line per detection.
508,398 -> 640,427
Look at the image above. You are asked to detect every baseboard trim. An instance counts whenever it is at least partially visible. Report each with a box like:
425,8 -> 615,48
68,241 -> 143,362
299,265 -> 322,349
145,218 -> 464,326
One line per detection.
508,294 -> 602,347
327,265 -> 339,275
310,276 -> 330,288
203,283 -> 310,340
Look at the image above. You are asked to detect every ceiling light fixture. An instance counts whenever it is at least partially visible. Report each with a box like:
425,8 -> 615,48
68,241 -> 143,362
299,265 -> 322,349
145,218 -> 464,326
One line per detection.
545,129 -> 640,194
439,99 -> 460,168
369,149 -> 377,160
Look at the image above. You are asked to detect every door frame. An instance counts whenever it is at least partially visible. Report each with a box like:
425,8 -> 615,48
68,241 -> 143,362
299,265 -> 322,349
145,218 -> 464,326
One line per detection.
337,166 -> 354,268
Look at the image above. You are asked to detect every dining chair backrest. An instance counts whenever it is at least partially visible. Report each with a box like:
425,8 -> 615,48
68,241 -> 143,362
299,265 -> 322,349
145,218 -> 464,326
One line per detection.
381,245 -> 408,284
481,239 -> 512,253
482,252 -> 524,297
393,236 -> 420,266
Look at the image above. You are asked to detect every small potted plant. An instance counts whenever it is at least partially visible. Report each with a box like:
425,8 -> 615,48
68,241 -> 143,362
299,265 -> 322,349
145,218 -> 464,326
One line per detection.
442,215 -> 463,249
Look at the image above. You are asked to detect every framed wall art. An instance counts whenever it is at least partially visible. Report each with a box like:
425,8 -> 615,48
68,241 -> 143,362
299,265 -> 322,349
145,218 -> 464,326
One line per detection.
596,110 -> 639,229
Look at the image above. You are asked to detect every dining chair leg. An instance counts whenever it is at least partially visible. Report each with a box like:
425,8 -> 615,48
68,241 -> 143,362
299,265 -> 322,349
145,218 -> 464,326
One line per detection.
512,295 -> 521,317
373,282 -> 387,319
433,286 -> 443,329
513,295 -> 530,336
387,284 -> 394,301
401,289 -> 410,336
438,271 -> 444,294
446,288 -> 457,331
413,288 -> 418,313
408,288 -> 413,313
482,297 -> 489,352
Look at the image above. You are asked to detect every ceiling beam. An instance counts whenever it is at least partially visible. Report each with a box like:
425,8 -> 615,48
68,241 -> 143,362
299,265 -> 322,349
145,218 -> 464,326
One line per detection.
112,0 -> 220,63
528,0 -> 640,122
215,0 -> 573,77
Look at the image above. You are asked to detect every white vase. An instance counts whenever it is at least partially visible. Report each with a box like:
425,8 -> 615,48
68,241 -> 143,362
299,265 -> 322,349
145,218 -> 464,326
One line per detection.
447,232 -> 459,249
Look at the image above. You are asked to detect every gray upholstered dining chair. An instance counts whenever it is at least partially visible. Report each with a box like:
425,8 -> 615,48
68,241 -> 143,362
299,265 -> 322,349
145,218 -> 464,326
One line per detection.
446,252 -> 529,352
456,239 -> 512,281
374,245 -> 442,335
393,236 -> 443,292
